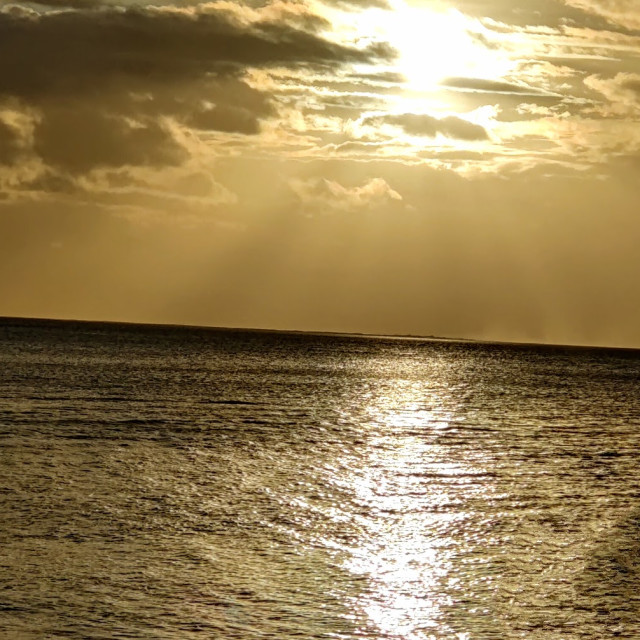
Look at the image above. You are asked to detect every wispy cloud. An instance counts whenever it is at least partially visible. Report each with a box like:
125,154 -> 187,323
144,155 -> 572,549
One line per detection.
363,112 -> 489,141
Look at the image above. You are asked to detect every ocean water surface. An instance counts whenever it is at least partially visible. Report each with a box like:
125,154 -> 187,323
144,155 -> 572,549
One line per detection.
1,318 -> 639,639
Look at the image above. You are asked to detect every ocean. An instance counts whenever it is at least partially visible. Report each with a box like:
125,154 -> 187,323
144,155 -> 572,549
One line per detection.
1,317 -> 639,639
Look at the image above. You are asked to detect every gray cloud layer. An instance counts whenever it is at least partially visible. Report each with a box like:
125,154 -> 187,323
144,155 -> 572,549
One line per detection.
34,108 -> 187,172
0,5 -> 391,98
0,3 -> 393,176
364,113 -> 488,141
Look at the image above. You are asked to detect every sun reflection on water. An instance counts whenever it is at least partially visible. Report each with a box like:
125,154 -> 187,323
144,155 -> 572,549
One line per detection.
332,374 -> 493,639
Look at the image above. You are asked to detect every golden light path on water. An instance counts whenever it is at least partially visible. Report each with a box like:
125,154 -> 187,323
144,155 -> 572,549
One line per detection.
324,357 -> 498,640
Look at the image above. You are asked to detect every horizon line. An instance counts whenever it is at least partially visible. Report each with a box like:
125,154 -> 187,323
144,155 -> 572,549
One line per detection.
1,314 -> 639,354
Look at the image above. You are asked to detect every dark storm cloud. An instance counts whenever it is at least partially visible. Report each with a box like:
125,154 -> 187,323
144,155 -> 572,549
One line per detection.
365,113 -> 488,141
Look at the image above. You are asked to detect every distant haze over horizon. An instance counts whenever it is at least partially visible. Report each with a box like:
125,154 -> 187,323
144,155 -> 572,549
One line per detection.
2,1 -> 640,349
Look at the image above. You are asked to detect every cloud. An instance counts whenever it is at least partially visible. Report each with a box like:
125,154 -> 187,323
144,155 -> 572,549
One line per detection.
168,76 -> 276,134
441,76 -> 551,95
563,0 -> 640,30
33,107 -> 187,173
83,182 -> 238,227
584,72 -> 640,116
320,0 -> 391,8
349,70 -> 406,85
27,0 -> 102,7
454,0 -> 623,30
0,2 -> 394,184
0,5 -> 392,100
364,113 -> 489,141
290,176 -> 402,215
327,140 -> 388,154
13,161 -> 239,228
0,119 -> 22,165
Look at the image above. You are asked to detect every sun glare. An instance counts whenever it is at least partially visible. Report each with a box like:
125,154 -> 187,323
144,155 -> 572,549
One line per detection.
337,1 -> 516,112
391,7 -> 485,88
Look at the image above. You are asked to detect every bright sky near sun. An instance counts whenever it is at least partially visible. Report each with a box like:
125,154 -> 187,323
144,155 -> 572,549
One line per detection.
337,2 -> 514,91
1,0 -> 640,347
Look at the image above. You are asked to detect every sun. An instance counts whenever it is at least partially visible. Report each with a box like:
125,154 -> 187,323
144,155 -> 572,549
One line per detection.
392,5 -> 510,90
334,0 -> 515,108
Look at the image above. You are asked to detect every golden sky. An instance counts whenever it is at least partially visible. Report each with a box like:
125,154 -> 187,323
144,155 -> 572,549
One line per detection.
1,0 -> 639,347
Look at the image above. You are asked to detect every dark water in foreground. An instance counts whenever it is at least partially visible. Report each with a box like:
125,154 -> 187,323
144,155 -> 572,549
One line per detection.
1,318 -> 640,639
